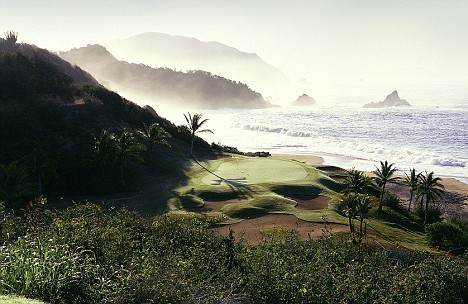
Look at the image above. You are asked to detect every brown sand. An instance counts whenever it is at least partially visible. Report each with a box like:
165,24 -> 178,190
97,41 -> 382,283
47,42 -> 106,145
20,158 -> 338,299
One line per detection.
213,214 -> 348,244
272,153 -> 324,166
286,195 -> 330,210
272,153 -> 468,218
184,199 -> 247,213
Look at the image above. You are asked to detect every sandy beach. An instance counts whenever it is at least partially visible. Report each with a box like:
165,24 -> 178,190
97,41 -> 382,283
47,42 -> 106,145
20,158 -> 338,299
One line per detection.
273,153 -> 468,218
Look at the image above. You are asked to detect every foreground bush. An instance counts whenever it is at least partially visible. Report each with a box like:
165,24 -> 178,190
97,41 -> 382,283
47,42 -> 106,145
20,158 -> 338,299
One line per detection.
426,220 -> 468,255
0,203 -> 467,303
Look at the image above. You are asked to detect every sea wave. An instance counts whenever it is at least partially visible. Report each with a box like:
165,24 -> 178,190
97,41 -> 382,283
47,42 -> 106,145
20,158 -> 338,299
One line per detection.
236,123 -> 313,138
431,158 -> 466,168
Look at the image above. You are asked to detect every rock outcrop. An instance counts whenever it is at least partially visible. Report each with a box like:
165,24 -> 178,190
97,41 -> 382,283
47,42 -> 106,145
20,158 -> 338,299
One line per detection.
363,91 -> 410,108
292,94 -> 316,106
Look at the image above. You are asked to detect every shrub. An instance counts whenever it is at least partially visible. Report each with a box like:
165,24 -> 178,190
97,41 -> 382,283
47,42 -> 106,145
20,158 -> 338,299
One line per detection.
416,207 -> 442,224
426,220 -> 468,254
382,190 -> 404,211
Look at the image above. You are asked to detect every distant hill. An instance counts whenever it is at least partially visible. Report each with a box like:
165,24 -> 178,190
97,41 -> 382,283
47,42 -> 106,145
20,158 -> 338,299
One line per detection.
59,44 -> 271,109
105,32 -> 289,94
363,91 -> 411,108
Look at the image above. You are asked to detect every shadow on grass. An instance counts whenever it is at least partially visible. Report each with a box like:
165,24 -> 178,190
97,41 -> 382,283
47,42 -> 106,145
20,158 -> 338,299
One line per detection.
369,207 -> 424,233
193,157 -> 254,199
54,142 -> 195,215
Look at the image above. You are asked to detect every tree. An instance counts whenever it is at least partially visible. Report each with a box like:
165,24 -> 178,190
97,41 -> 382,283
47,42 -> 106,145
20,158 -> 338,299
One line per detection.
417,171 -> 445,224
0,161 -> 32,208
373,160 -> 398,211
114,129 -> 145,186
343,168 -> 372,195
136,122 -> 170,154
356,195 -> 372,243
184,112 -> 213,157
404,168 -> 420,212
341,194 -> 359,242
89,129 -> 116,176
28,149 -> 58,195
4,31 -> 18,44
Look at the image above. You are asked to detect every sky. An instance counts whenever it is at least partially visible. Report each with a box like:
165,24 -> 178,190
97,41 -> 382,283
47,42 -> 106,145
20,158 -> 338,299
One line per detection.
2,0 -> 468,89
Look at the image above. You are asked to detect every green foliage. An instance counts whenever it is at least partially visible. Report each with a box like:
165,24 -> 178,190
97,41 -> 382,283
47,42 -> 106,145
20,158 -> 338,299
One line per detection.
184,112 -> 214,156
0,203 -> 467,303
404,168 -> 420,211
416,207 -> 442,224
0,161 -> 34,209
426,220 -> 468,254
382,190 -> 403,210
373,160 -> 398,211
0,52 -> 72,100
342,168 -> 373,195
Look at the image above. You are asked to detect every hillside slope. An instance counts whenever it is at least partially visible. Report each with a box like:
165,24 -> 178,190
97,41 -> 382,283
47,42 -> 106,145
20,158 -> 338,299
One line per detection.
0,39 -> 98,86
0,41 -> 201,198
60,45 -> 272,110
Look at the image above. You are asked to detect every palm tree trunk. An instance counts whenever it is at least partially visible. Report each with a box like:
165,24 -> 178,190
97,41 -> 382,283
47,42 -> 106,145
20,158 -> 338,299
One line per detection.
359,217 -> 364,243
348,216 -> 354,234
120,163 -> 125,187
424,196 -> 429,224
378,183 -> 386,211
38,174 -> 42,195
190,134 -> 194,157
407,190 -> 413,211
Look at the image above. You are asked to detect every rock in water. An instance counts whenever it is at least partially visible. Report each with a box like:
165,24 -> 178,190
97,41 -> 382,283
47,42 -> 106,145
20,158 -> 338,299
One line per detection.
363,90 -> 410,108
292,94 -> 316,106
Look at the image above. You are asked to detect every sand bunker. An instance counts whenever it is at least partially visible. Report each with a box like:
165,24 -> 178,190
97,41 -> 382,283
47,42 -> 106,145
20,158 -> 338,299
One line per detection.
213,214 -> 349,244
286,195 -> 330,210
184,199 -> 246,213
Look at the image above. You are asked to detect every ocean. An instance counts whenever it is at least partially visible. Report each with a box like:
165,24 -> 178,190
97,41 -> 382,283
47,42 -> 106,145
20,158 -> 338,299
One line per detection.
195,105 -> 468,183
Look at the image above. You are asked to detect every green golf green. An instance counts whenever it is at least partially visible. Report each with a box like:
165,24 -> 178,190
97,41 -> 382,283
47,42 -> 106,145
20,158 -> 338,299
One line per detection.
201,158 -> 307,185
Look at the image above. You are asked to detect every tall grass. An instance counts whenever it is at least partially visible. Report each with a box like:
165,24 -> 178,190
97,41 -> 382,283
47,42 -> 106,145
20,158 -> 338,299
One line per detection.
0,202 -> 467,303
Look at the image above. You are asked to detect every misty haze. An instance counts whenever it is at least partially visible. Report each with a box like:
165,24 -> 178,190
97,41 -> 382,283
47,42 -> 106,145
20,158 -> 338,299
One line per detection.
1,1 -> 467,303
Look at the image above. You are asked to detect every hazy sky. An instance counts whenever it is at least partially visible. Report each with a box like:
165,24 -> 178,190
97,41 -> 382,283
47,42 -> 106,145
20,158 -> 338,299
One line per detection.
2,0 -> 468,87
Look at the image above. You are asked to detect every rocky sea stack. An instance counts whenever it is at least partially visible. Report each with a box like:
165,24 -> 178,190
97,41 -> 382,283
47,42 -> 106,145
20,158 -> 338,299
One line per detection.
363,90 -> 410,108
292,94 -> 316,106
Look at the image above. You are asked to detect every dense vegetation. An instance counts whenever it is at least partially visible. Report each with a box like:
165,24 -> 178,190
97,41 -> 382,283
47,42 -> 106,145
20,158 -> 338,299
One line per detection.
0,41 -> 211,206
59,45 -> 271,109
0,202 -> 467,304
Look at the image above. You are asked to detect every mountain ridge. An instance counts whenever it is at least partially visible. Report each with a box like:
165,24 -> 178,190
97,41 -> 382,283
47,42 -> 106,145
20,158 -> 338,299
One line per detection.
104,32 -> 288,93
60,44 -> 272,109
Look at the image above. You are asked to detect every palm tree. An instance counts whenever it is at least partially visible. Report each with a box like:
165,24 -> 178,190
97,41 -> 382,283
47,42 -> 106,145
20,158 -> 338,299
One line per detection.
29,148 -> 57,195
136,122 -> 171,154
404,168 -> 420,212
373,160 -> 398,211
114,129 -> 145,186
356,195 -> 372,242
341,194 -> 359,242
343,168 -> 372,195
184,112 -> 213,157
417,171 -> 445,224
89,129 -> 117,175
0,161 -> 32,208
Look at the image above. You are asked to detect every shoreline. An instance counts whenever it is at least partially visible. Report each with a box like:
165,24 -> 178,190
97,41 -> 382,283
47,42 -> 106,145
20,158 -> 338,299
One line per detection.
272,153 -> 468,218
272,152 -> 468,186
